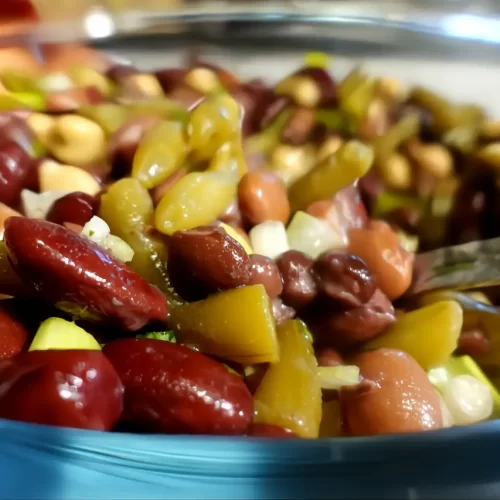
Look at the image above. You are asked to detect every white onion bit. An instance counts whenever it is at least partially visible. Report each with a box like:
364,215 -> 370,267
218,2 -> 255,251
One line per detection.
286,211 -> 344,259
21,189 -> 69,220
249,221 -> 289,259
441,374 -> 493,426
81,216 -> 110,245
317,365 -> 361,390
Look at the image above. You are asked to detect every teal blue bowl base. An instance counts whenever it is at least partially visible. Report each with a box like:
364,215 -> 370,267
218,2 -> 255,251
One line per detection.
2,418 -> 500,499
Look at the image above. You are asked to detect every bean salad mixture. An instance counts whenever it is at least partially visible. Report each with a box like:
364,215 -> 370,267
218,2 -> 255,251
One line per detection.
0,44 -> 498,439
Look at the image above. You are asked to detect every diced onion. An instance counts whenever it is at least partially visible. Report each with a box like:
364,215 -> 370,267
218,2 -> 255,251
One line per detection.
102,234 -> 134,263
38,73 -> 74,93
440,374 -> 493,426
81,216 -> 110,245
286,211 -> 343,259
438,393 -> 455,428
21,189 -> 68,220
317,365 -> 360,390
249,220 -> 289,259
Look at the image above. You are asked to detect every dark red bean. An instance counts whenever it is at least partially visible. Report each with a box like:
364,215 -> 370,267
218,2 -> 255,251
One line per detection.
4,217 -> 167,331
0,141 -> 32,206
312,252 -> 377,310
281,107 -> 315,145
248,254 -> 283,299
46,192 -> 96,226
308,289 -> 395,350
0,300 -> 30,361
103,338 -> 253,435
106,64 -> 139,83
155,68 -> 188,94
276,250 -> 318,311
457,328 -> 490,358
0,114 -> 35,154
0,349 -> 123,431
168,225 -> 252,301
295,67 -> 337,107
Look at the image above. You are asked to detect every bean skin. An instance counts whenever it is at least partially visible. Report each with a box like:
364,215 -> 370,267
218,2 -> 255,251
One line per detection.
276,250 -> 318,311
316,348 -> 344,367
3,217 -> 167,331
0,141 -> 32,207
168,225 -> 252,300
248,254 -> 283,299
46,192 -> 97,226
340,348 -> 443,436
238,171 -> 290,226
312,252 -> 377,310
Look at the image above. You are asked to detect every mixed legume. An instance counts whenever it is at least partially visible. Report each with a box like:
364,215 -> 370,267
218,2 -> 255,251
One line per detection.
0,44 -> 497,438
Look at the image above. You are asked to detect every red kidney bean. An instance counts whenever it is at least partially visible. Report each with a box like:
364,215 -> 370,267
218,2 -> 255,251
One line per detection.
24,157 -> 41,192
0,300 -> 30,361
248,254 -> 283,299
340,349 -> 443,436
0,141 -> 32,207
308,289 -> 395,350
155,68 -> 188,94
219,198 -> 244,229
312,252 -> 377,310
457,328 -> 490,358
249,423 -> 297,438
358,170 -> 384,214
0,349 -> 123,431
0,114 -> 35,154
272,297 -> 297,325
3,217 -> 167,331
103,338 -> 253,435
168,225 -> 252,300
46,192 -> 97,226
316,347 -> 344,367
107,115 -> 161,179
106,64 -> 139,83
276,250 -> 318,311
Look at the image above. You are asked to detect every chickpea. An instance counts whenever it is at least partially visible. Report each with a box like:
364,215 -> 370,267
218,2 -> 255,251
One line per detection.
407,139 -> 454,178
122,74 -> 164,99
238,171 -> 290,226
480,120 -> 500,140
27,113 -> 56,148
379,152 -> 412,190
316,135 -> 343,163
376,77 -> 407,101
185,67 -> 220,94
271,144 -> 314,186
275,76 -> 320,108
47,115 -> 106,167
38,160 -> 101,196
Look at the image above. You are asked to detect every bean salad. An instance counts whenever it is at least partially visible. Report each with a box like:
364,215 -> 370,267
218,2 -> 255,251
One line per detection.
0,44 -> 497,438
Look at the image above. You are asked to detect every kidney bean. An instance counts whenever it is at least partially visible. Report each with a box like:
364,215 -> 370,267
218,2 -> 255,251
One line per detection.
3,217 -> 167,331
385,206 -> 421,233
0,349 -> 123,431
358,171 -> 384,214
155,68 -> 188,94
457,328 -> 490,358
106,64 -> 139,83
308,289 -> 395,350
107,115 -> 161,179
0,141 -> 32,207
348,220 -> 414,300
46,192 -> 96,226
312,252 -> 377,310
0,300 -> 30,360
238,171 -> 290,227
0,114 -> 36,154
168,225 -> 252,300
103,338 -> 253,435
281,107 -> 315,145
272,298 -> 297,325
295,67 -> 337,107
340,348 -> 443,436
315,347 -> 344,367
276,250 -> 318,311
249,423 -> 297,438
24,157 -> 41,192
248,254 -> 283,299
